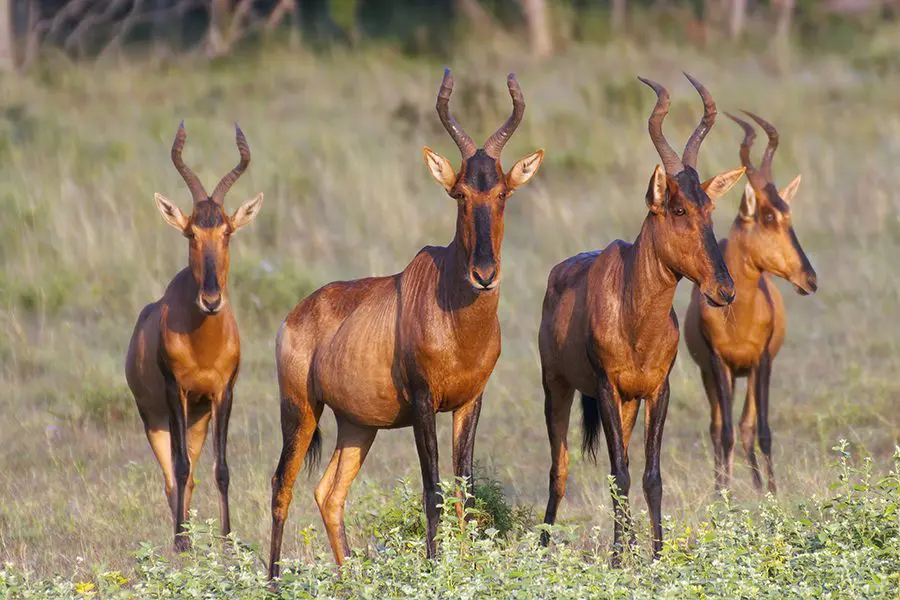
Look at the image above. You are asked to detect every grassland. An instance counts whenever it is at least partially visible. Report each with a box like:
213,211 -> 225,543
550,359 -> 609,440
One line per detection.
1,33 -> 899,596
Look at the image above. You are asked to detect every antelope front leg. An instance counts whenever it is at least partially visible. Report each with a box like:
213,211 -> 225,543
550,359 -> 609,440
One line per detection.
594,372 -> 631,564
708,352 -> 735,492
412,388 -> 440,559
451,394 -> 482,522
644,380 -> 671,559
163,368 -> 191,552
212,379 -> 235,537
756,350 -> 777,494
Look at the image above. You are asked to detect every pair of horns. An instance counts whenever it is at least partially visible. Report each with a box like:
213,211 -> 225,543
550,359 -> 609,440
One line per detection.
436,68 -> 524,161
724,111 -> 779,189
638,73 -> 716,176
171,121 -> 251,205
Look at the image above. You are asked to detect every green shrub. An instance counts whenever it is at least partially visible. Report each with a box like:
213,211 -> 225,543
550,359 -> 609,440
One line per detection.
2,442 -> 898,599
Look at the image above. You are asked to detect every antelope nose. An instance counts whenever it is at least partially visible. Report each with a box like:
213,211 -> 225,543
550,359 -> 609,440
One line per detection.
200,295 -> 222,314
718,287 -> 735,305
472,268 -> 497,289
807,274 -> 818,293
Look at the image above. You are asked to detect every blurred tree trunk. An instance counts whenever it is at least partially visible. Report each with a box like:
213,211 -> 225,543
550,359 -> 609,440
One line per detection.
21,0 -> 38,71
728,0 -> 746,40
611,0 -> 627,31
456,0 -> 515,44
774,0 -> 795,41
457,0 -> 493,26
521,0 -> 552,57
0,0 -> 15,71
207,0 -> 231,56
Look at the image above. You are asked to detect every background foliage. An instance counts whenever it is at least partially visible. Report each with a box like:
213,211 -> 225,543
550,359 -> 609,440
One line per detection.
1,1 -> 899,597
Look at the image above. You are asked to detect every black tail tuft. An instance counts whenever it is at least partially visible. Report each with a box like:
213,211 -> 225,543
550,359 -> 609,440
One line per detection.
581,394 -> 602,463
304,426 -> 322,473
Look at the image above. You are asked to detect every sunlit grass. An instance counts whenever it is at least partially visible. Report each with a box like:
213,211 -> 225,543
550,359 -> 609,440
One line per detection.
0,37 -> 898,584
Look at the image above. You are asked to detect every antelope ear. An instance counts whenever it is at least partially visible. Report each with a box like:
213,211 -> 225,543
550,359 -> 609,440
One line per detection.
231,193 -> 264,232
423,147 -> 458,193
646,164 -> 667,214
506,149 -> 544,193
155,193 -> 190,232
739,182 -> 757,221
702,167 -> 746,206
779,174 -> 801,205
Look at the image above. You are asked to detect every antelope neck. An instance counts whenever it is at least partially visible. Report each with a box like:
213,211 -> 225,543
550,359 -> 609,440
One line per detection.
725,226 -> 763,308
443,238 -> 499,329
622,221 -> 679,329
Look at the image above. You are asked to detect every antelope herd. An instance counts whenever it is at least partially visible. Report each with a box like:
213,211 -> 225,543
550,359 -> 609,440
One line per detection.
125,68 -> 817,576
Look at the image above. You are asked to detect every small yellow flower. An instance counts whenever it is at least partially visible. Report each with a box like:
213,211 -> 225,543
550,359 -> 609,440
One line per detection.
74,581 -> 96,596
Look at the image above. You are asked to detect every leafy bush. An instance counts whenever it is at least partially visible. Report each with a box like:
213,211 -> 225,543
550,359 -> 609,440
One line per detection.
2,442 -> 898,598
353,477 -> 425,544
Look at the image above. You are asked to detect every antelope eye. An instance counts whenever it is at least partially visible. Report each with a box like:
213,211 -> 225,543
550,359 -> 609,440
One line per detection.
764,212 -> 775,222
672,207 -> 686,217
451,191 -> 465,201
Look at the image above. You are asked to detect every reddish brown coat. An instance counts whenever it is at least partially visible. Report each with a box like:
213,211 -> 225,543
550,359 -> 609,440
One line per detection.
540,75 -> 744,560
684,111 -> 817,493
125,123 -> 262,551
267,70 -> 544,578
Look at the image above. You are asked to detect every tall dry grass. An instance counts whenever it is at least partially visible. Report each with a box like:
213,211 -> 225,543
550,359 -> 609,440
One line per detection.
1,37 -> 898,576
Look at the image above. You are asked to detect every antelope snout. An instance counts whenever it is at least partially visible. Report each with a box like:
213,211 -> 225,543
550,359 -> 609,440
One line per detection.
197,293 -> 224,315
717,286 -> 736,305
470,265 -> 499,291
703,282 -> 736,308
791,271 -> 818,296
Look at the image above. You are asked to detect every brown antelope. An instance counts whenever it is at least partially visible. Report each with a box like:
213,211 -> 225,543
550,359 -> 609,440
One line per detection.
125,123 -> 263,551
267,69 -> 544,578
539,74 -> 745,560
684,112 -> 817,494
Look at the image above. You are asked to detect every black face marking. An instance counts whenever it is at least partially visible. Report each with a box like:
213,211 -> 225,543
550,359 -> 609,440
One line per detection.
193,200 -> 226,229
763,183 -> 790,213
202,251 -> 220,295
702,225 -> 730,283
788,227 -> 814,274
673,167 -> 710,207
472,204 -> 495,270
463,149 -> 500,193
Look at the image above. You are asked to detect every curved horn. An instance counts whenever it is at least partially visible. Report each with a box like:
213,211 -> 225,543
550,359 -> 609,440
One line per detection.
483,73 -> 525,160
725,112 -> 767,189
638,76 -> 684,175
436,68 -> 477,160
171,121 -> 208,204
211,124 -> 251,205
742,110 -> 779,183
681,72 -> 717,169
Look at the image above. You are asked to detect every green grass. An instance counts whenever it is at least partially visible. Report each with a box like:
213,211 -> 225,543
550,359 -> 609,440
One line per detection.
1,33 -> 899,596
3,447 -> 899,597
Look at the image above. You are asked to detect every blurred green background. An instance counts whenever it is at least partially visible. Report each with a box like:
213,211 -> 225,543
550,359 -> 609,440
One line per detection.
0,0 -> 899,580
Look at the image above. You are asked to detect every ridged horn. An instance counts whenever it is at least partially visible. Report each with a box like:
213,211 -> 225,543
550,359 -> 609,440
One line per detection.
638,77 -> 684,175
210,124 -> 251,205
681,72 -> 717,169
483,73 -> 525,160
171,121 -> 208,204
436,68 -> 477,160
742,110 -> 779,183
725,112 -> 767,189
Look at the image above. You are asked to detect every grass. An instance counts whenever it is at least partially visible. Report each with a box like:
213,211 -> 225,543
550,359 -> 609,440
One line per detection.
1,33 -> 899,595
3,449 -> 899,597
